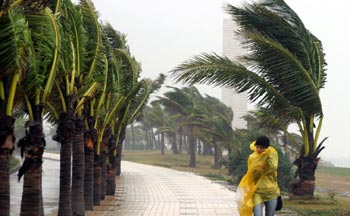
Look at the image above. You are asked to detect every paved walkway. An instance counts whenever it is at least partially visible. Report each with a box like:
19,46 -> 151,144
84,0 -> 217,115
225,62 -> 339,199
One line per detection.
11,153 -> 239,216
85,161 -> 239,216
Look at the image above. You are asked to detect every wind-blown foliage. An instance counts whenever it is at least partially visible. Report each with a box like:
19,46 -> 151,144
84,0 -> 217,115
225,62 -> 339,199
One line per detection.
1,0 -> 160,214
171,0 -> 327,196
0,6 -> 31,216
171,0 -> 326,158
0,8 -> 29,116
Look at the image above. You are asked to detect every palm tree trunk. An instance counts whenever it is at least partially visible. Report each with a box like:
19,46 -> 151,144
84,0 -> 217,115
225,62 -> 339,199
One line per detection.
85,120 -> 97,210
130,122 -> 135,150
172,134 -> 179,154
93,158 -> 101,206
290,118 -> 321,197
213,141 -> 222,169
0,115 -> 15,216
188,126 -> 196,167
160,132 -> 165,155
106,136 -> 117,195
55,113 -> 74,216
115,127 -> 126,176
145,130 -> 149,150
290,155 -> 319,196
151,128 -> 156,150
71,122 -> 85,216
115,146 -> 122,175
84,146 -> 94,210
0,154 -> 10,216
58,139 -> 72,216
179,132 -> 183,153
18,120 -> 45,216
100,151 -> 107,200
39,166 -> 44,216
157,133 -> 160,150
106,152 -> 116,195
20,164 -> 42,216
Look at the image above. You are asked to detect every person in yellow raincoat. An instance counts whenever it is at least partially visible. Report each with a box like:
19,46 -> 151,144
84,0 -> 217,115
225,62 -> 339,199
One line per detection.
236,135 -> 280,216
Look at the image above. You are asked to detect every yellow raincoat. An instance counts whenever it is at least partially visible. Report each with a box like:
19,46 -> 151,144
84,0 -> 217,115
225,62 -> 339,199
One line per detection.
236,142 -> 280,216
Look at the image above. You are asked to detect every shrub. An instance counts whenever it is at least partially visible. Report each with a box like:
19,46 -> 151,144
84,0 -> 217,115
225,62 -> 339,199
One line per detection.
223,144 -> 293,191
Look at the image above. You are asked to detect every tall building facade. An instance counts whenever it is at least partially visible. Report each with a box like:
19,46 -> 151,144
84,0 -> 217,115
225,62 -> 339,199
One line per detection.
221,18 -> 248,129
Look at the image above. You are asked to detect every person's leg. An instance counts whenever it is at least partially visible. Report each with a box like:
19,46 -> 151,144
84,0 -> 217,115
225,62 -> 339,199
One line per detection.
253,203 -> 263,216
264,198 -> 278,216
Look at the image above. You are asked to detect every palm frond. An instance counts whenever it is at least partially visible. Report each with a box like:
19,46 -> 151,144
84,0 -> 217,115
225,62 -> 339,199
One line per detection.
113,48 -> 137,94
74,81 -> 99,114
128,80 -> 151,122
41,7 -> 60,102
171,53 -> 290,111
64,0 -> 87,79
0,8 -> 30,114
78,0 -> 102,81
156,96 -> 186,116
103,23 -> 126,49
225,1 -> 325,115
0,8 -> 30,78
20,7 -> 58,102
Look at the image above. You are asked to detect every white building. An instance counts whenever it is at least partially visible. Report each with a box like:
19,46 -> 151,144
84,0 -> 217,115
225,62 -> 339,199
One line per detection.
221,18 -> 248,129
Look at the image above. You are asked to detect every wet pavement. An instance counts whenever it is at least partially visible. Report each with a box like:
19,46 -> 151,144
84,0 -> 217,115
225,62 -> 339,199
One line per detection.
85,161 -> 239,216
10,153 -> 239,216
10,154 -> 60,216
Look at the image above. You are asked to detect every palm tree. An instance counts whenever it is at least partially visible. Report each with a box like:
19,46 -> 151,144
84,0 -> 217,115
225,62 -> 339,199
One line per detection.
112,48 -> 164,176
139,105 -> 158,150
15,3 -> 60,215
45,0 -> 88,214
148,101 -> 167,154
1,4 -> 54,216
99,23 -> 138,190
157,86 -> 204,167
199,95 -> 234,168
66,0 -> 104,213
171,0 -> 327,196
45,0 -> 103,214
159,115 -> 179,154
0,4 -> 32,215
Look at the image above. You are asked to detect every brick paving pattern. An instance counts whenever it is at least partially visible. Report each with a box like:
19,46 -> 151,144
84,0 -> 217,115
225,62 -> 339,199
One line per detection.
86,161 -> 239,216
12,153 -> 238,216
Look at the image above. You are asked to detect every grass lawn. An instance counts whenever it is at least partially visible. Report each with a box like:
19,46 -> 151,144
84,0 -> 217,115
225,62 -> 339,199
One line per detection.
122,149 -> 231,181
122,150 -> 350,216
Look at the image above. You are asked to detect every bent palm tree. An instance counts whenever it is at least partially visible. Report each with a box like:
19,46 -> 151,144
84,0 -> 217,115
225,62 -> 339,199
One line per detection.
199,95 -> 234,168
46,0 -> 102,214
171,0 -> 326,196
16,5 -> 60,216
157,86 -> 204,167
0,7 -> 29,215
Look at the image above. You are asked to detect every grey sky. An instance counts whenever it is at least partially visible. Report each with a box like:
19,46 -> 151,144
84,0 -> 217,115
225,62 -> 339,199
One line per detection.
90,0 -> 350,166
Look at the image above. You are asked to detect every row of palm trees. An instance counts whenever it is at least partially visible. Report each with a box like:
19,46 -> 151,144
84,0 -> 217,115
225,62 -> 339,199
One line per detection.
0,1 -> 163,215
135,85 -> 302,170
137,86 -> 234,168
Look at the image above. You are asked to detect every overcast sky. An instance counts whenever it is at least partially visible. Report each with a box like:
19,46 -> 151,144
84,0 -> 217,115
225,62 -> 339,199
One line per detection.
89,0 -> 350,166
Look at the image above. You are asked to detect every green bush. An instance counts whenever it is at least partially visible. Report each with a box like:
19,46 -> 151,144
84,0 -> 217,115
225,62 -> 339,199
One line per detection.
223,142 -> 251,184
223,144 -> 293,191
275,147 -> 294,191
